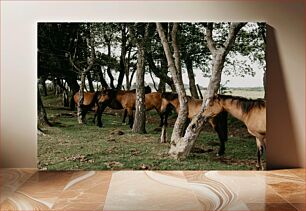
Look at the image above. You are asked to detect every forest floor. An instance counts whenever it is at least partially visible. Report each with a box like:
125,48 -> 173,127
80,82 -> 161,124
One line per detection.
38,92 -> 265,171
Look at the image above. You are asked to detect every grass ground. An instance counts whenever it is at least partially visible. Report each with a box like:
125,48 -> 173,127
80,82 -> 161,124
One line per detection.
38,91 -> 265,171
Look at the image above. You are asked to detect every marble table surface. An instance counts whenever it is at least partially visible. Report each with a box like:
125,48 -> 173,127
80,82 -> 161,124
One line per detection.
0,168 -> 304,210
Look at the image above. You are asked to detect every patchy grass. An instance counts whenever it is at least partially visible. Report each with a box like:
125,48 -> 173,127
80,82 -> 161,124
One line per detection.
38,94 -> 265,171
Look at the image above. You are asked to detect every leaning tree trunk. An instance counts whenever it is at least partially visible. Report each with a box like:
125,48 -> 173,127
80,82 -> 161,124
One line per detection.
158,79 -> 166,93
37,88 -> 52,127
98,67 -> 109,89
168,22 -> 246,159
185,58 -> 199,99
156,23 -> 188,143
146,47 -> 176,91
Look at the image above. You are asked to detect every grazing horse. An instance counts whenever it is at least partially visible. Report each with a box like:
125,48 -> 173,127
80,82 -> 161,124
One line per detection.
72,86 -> 151,126
72,91 -> 100,122
202,95 -> 266,170
160,92 -> 228,156
96,90 -> 170,128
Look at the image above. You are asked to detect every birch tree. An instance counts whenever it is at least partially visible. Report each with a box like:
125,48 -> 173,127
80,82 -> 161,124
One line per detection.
156,23 -> 188,143
159,22 -> 246,159
69,24 -> 95,124
131,23 -> 150,133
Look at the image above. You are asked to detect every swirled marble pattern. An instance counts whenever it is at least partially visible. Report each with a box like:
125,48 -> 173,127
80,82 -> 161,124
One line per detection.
0,169 -> 304,210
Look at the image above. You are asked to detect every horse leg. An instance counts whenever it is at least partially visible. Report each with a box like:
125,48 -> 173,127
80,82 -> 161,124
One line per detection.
81,108 -> 88,124
160,111 -> 169,143
211,111 -> 228,156
255,137 -> 265,170
127,108 -> 134,129
122,109 -> 127,124
93,112 -> 97,125
159,113 -> 164,128
97,104 -> 106,128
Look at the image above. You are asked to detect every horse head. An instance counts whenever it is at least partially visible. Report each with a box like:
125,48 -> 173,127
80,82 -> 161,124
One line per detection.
202,95 -> 223,121
97,89 -> 112,105
160,92 -> 178,114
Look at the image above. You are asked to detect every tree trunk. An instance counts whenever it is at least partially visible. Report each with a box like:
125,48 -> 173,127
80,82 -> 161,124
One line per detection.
98,66 -> 109,89
129,65 -> 136,88
158,79 -> 166,93
40,77 -> 48,96
70,24 -> 95,124
125,47 -> 131,90
196,84 -> 203,99
146,52 -> 176,92
263,69 -> 267,99
37,88 -> 52,127
156,22 -> 188,143
65,76 -> 80,93
77,72 -> 86,124
167,22 -> 246,159
132,24 -> 149,134
87,72 -> 95,92
106,40 -> 115,89
132,45 -> 146,133
185,58 -> 199,99
117,24 -> 128,89
149,69 -> 158,91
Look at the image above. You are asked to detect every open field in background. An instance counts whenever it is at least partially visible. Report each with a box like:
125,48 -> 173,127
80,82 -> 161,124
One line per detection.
38,88 -> 265,170
186,87 -> 265,99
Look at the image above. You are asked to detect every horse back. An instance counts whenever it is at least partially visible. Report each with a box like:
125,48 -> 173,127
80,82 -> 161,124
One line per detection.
115,91 -> 136,109
74,92 -> 96,106
187,99 -> 203,118
145,92 -> 162,111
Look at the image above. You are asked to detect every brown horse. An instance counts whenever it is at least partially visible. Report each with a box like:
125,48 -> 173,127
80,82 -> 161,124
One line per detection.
160,92 -> 228,156
71,86 -> 151,125
202,94 -> 266,170
72,91 -> 100,122
96,90 -> 169,128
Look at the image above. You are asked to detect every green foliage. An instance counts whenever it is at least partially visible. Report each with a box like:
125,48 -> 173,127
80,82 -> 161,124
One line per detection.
38,22 -> 265,91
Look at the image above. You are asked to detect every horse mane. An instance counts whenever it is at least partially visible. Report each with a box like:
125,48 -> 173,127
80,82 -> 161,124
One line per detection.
161,92 -> 178,101
217,94 -> 266,114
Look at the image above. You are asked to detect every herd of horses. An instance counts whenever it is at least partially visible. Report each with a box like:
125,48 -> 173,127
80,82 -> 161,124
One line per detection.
71,86 -> 266,170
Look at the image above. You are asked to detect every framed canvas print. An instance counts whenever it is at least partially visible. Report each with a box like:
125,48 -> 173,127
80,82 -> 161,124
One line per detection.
37,22 -> 266,171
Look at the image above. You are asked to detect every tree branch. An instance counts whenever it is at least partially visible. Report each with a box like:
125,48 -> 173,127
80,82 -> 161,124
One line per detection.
205,23 -> 217,53
171,23 -> 182,75
223,22 -> 247,54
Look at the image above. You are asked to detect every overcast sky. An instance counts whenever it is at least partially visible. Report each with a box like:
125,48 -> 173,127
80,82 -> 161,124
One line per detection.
144,67 -> 264,88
